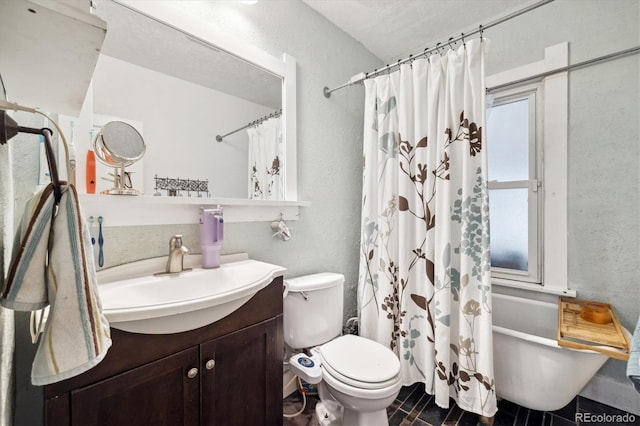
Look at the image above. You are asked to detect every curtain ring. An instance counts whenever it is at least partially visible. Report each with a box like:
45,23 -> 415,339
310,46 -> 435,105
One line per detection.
423,48 -> 429,59
461,32 -> 466,47
448,37 -> 454,50
386,64 -> 390,75
479,24 -> 484,42
435,42 -> 442,54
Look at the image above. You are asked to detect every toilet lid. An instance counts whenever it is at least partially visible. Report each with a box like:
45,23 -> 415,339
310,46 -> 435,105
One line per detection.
320,335 -> 400,384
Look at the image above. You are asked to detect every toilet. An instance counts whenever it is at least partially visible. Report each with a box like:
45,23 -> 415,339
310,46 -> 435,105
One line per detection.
283,273 -> 402,426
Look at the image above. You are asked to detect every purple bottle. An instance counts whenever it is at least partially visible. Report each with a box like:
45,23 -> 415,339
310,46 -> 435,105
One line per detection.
200,207 -> 223,268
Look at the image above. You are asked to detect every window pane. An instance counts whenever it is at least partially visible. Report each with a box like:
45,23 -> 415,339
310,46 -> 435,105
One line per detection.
489,188 -> 528,271
487,99 -> 529,182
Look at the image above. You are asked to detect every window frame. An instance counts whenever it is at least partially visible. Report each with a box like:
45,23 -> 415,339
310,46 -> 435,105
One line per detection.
487,84 -> 543,284
485,42 -> 572,296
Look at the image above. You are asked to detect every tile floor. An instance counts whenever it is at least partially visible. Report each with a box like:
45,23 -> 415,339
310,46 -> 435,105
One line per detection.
283,382 -> 638,426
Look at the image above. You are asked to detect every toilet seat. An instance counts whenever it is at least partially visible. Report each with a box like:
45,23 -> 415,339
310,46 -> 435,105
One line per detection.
319,335 -> 401,390
322,364 -> 402,400
322,361 -> 399,390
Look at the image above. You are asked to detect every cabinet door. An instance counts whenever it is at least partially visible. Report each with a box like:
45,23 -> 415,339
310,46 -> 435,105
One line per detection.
71,347 -> 200,425
201,317 -> 282,426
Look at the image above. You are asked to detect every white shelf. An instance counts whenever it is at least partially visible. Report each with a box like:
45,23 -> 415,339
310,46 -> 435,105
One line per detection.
0,0 -> 107,116
78,194 -> 310,226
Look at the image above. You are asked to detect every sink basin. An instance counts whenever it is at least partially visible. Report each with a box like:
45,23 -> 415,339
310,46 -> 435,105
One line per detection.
97,254 -> 286,334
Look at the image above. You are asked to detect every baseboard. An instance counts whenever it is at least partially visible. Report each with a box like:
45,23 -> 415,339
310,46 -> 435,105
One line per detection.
579,374 -> 640,415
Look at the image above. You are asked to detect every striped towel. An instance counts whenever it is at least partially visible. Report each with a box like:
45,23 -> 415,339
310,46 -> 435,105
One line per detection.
0,183 -> 111,385
628,316 -> 640,393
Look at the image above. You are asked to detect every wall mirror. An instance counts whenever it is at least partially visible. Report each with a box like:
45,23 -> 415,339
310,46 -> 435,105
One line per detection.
73,0 -> 296,201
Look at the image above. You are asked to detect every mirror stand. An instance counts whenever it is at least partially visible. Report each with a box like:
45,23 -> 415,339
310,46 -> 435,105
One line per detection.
93,121 -> 146,195
102,165 -> 140,196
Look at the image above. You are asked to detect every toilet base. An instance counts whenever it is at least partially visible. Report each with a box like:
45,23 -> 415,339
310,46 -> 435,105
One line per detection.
316,381 -> 394,426
342,408 -> 388,426
315,401 -> 343,426
314,401 -> 389,426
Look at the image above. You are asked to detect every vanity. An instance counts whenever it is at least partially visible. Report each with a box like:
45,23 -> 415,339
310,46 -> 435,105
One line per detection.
40,257 -> 286,426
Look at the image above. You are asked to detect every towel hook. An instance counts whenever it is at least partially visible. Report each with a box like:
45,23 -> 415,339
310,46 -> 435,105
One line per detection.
271,212 -> 291,241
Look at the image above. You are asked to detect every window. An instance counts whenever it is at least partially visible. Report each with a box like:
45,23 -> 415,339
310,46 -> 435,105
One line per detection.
487,84 -> 542,284
485,42 -> 570,295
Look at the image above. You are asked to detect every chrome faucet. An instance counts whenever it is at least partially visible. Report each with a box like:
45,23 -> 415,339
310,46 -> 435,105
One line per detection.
166,234 -> 190,273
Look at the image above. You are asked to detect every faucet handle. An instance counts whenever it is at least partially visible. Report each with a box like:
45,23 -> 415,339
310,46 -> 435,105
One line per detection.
170,234 -> 183,249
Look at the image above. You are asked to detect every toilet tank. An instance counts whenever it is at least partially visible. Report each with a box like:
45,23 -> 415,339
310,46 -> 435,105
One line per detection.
283,273 -> 344,349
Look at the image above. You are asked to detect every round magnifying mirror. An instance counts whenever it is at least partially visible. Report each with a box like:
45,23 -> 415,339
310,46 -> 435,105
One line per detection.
93,121 -> 146,195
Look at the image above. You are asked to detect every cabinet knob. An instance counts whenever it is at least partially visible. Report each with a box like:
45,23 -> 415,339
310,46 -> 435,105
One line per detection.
205,359 -> 216,370
187,367 -> 198,379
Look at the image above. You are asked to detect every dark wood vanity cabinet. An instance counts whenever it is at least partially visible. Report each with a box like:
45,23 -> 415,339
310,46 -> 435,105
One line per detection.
40,277 -> 284,426
71,347 -> 200,425
200,318 -> 281,425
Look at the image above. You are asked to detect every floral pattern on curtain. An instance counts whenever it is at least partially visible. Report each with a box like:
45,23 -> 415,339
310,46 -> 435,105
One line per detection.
247,116 -> 284,200
357,40 -> 496,417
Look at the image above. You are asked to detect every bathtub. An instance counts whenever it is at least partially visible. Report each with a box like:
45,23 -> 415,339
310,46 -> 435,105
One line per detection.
492,293 -> 608,412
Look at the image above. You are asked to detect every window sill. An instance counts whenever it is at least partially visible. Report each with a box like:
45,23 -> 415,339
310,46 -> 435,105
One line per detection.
492,277 -> 576,297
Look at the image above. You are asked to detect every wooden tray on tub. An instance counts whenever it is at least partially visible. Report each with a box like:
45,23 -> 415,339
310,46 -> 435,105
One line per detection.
557,297 -> 630,361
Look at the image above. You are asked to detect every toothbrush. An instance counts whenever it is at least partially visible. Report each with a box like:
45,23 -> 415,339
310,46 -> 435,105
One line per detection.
98,216 -> 104,267
89,216 -> 95,245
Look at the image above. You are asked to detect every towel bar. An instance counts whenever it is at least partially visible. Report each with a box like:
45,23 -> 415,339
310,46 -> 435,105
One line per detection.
0,110 -> 62,203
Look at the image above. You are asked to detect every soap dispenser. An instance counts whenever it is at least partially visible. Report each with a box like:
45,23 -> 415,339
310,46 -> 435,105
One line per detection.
200,207 -> 223,268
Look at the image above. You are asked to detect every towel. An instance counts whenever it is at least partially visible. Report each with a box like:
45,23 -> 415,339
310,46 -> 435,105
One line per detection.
628,316 -> 640,393
0,183 -> 111,385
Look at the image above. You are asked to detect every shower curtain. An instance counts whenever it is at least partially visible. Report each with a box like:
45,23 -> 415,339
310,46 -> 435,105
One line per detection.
358,39 -> 496,417
0,137 -> 15,426
247,116 -> 283,200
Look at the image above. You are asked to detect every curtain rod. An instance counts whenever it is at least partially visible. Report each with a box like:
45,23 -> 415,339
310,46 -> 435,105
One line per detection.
487,45 -> 640,92
215,108 -> 282,143
323,0 -> 555,98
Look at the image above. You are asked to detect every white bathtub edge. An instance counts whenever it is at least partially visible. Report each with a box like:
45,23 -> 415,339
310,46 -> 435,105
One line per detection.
579,373 -> 640,416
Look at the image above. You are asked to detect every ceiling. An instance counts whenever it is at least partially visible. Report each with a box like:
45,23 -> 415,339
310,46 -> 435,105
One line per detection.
302,0 -> 542,62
